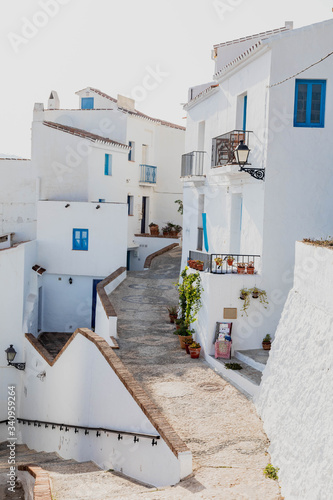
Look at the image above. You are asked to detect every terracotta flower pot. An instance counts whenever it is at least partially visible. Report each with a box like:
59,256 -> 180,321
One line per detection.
189,347 -> 201,359
149,225 -> 159,236
247,267 -> 255,274
262,342 -> 271,351
197,264 -> 204,271
185,344 -> 191,354
227,259 -> 234,266
237,266 -> 246,274
178,335 -> 193,349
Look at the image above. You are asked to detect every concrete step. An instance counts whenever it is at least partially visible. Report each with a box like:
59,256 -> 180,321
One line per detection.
234,349 -> 269,372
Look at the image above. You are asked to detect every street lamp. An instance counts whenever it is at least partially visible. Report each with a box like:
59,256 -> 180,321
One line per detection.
234,140 -> 250,167
5,345 -> 26,370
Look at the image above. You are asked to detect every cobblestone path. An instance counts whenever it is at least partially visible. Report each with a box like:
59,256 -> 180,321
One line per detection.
109,247 -> 282,499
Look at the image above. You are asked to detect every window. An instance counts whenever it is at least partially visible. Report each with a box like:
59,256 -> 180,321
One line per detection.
98,199 -> 105,203
294,80 -> 326,128
104,154 -> 112,175
127,195 -> 134,215
81,97 -> 94,110
73,229 -> 89,251
128,141 -> 135,161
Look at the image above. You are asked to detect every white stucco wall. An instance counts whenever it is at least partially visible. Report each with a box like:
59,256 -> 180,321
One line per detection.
19,332 -> 190,487
0,241 -> 37,425
130,236 -> 180,271
37,201 -> 127,276
0,160 -> 36,242
256,242 -> 333,499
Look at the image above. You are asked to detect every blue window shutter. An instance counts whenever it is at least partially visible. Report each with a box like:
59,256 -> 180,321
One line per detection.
294,80 -> 326,127
73,229 -> 89,251
81,97 -> 94,110
104,154 -> 112,175
104,154 -> 109,175
243,95 -> 247,131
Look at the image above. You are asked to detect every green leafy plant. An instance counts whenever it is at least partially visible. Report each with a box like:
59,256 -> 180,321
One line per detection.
263,334 -> 271,343
167,305 -> 178,315
225,362 -> 242,370
175,199 -> 183,215
149,222 -> 158,227
239,288 -> 251,316
174,325 -> 194,337
176,267 -> 203,325
189,341 -> 201,349
263,463 -> 279,480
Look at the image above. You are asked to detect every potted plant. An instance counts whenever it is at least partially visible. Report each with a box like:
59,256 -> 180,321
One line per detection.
149,222 -> 159,236
251,286 -> 259,298
189,341 -> 201,359
167,306 -> 178,323
162,222 -> 182,237
262,334 -> 272,350
214,257 -> 223,268
175,318 -> 184,330
176,267 -> 203,327
247,261 -> 255,274
239,288 -> 251,316
227,256 -> 234,266
196,260 -> 204,271
174,325 -> 194,349
237,262 -> 246,274
184,337 -> 193,354
250,288 -> 269,307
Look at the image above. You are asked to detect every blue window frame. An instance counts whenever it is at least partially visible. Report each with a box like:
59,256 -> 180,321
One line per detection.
104,154 -> 112,175
81,97 -> 94,110
72,229 -> 89,251
294,80 -> 326,128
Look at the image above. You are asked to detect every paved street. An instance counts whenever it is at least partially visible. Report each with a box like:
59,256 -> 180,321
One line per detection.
110,247 -> 282,499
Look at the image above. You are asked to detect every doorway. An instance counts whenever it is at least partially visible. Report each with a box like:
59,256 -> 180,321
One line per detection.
141,196 -> 148,234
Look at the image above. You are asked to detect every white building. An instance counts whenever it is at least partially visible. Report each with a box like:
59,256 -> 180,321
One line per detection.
181,19 -> 333,355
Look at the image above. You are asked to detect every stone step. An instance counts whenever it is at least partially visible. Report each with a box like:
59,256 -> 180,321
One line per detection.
234,349 -> 269,372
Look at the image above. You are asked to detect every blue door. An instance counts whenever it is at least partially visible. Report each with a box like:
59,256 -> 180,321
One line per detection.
91,279 -> 102,330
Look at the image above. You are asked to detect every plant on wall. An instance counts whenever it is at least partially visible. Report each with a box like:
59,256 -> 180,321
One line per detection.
175,199 -> 183,215
176,267 -> 203,326
240,287 -> 269,316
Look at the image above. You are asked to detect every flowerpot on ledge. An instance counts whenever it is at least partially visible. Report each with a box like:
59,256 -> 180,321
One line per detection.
149,224 -> 159,236
237,264 -> 246,274
262,341 -> 271,350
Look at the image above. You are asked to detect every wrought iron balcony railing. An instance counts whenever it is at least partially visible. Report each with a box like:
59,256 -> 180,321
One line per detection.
188,251 -> 260,274
140,164 -> 157,184
211,130 -> 251,168
181,151 -> 205,177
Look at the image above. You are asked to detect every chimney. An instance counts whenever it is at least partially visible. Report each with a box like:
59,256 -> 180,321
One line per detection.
117,94 -> 135,112
285,21 -> 293,30
48,90 -> 60,110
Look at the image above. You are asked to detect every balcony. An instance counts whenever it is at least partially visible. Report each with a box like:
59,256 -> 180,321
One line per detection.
140,164 -> 157,184
211,130 -> 251,168
181,151 -> 205,177
188,251 -> 260,274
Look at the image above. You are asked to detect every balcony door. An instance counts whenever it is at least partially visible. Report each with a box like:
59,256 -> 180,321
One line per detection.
141,196 -> 149,234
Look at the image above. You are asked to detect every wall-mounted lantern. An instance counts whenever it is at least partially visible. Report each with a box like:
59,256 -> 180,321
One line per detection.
69,277 -> 73,285
234,140 -> 265,180
5,345 -> 26,370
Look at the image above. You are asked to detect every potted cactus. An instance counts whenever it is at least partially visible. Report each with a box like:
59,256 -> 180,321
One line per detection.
262,334 -> 272,350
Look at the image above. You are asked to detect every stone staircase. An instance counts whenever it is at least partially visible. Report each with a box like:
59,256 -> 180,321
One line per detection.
209,349 -> 269,398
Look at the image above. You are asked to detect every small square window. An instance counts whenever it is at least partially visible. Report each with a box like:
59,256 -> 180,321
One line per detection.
81,97 -> 94,110
104,154 -> 112,175
128,141 -> 135,161
73,229 -> 89,251
127,195 -> 134,215
294,79 -> 326,128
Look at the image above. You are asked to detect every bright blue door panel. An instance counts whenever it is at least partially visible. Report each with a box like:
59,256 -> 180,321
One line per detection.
81,97 -> 94,110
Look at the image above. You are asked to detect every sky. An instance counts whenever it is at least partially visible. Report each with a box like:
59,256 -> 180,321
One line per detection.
0,0 -> 332,157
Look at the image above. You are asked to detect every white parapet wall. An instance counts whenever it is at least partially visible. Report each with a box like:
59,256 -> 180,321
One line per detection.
19,329 -> 192,487
255,241 -> 333,499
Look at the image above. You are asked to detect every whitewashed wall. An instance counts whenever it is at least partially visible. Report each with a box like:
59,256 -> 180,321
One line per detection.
95,270 -> 127,341
20,332 -> 191,487
37,201 -> 127,277
0,160 -> 36,242
130,236 -> 179,271
256,241 -> 333,499
0,241 -> 37,427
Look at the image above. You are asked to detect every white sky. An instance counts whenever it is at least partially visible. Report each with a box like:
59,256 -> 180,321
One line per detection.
0,0 -> 331,157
